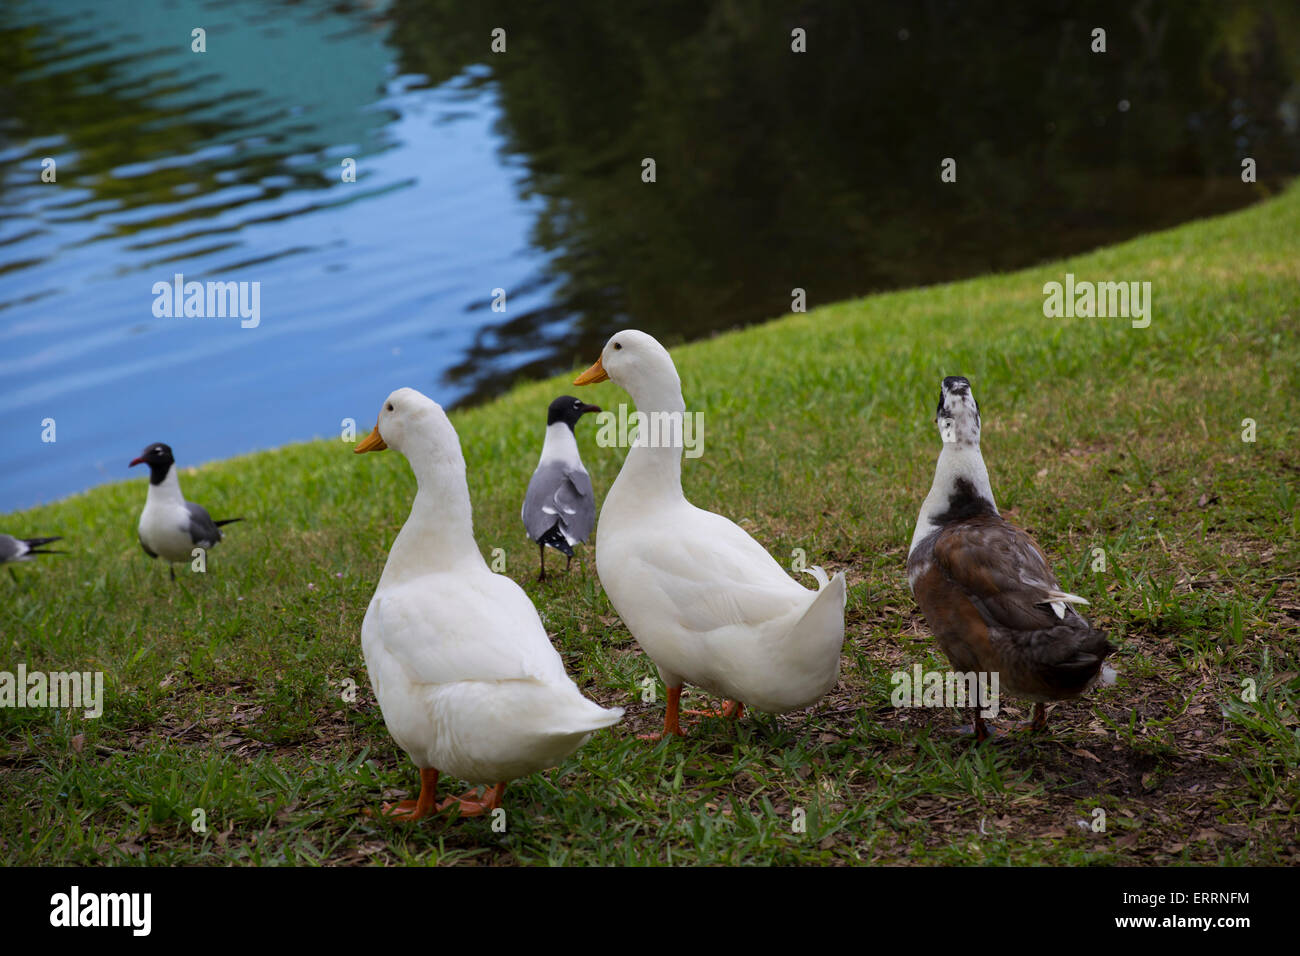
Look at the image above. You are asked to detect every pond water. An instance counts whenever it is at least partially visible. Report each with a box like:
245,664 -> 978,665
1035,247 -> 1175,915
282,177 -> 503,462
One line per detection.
2,0 -> 1297,511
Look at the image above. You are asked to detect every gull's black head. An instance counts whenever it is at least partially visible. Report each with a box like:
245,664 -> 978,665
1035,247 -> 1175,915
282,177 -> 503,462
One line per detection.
935,376 -> 981,445
130,442 -> 176,485
547,395 -> 601,430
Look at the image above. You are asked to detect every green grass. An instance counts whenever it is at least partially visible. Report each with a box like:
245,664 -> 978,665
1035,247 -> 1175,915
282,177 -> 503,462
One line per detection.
3,182 -> 1298,866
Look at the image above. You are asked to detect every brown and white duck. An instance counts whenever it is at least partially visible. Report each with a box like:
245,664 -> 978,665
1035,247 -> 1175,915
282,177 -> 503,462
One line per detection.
906,376 -> 1113,740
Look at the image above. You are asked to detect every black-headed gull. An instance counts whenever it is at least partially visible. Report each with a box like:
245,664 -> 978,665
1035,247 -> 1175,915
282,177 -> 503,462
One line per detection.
130,443 -> 241,580
521,396 -> 600,581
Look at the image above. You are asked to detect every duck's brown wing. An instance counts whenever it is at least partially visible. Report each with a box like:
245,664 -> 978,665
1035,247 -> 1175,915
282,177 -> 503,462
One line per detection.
932,515 -> 1066,632
932,516 -> 1111,696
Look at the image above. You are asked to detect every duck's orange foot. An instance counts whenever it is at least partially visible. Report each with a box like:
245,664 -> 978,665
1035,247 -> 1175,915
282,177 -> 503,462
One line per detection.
438,782 -> 506,817
365,798 -> 430,821
638,685 -> 687,741
683,699 -> 745,720
364,767 -> 440,821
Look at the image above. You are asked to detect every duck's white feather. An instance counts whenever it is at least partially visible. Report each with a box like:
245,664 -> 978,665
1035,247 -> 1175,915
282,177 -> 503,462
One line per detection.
360,388 -> 621,785
362,576 -> 620,781
587,331 -> 847,714
598,504 -> 846,713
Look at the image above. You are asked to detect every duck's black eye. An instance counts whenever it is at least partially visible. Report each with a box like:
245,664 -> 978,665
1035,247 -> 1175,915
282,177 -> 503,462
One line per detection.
613,342 -> 622,350
386,403 -> 394,411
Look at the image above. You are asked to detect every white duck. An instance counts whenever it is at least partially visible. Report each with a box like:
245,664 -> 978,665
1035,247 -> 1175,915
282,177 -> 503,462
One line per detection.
574,331 -> 847,738
355,387 -> 623,819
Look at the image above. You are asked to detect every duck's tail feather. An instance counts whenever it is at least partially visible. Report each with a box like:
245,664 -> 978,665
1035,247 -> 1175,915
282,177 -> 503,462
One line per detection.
550,702 -> 624,735
801,564 -> 831,590
762,569 -> 847,702
787,570 -> 847,647
1045,588 -> 1089,619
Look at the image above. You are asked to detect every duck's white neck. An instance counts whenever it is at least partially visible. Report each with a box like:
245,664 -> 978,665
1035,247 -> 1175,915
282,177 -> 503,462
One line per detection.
538,422 -> 581,466
381,441 -> 485,585
146,466 -> 184,506
609,377 -> 687,506
909,440 -> 997,554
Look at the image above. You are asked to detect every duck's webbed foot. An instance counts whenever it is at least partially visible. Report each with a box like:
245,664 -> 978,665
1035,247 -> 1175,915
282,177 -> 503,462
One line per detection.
439,782 -> 506,817
637,685 -> 687,740
367,767 -> 440,821
682,699 -> 744,720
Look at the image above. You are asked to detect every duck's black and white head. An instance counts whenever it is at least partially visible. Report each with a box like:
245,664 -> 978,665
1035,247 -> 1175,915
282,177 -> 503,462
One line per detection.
130,442 -> 175,485
909,376 -> 997,555
936,375 -> 981,446
547,395 -> 601,431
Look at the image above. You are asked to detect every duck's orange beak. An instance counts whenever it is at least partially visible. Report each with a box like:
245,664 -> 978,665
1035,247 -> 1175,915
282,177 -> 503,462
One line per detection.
354,424 -> 387,453
573,357 -> 608,386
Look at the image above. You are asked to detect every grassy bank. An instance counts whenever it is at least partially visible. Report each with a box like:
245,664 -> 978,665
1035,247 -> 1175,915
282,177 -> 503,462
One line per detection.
2,183 -> 1297,866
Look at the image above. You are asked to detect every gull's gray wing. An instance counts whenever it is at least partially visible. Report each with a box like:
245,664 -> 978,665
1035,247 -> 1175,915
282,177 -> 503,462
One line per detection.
523,462 -> 566,541
0,535 -> 21,563
185,501 -> 224,548
522,463 -> 595,544
554,468 -> 595,544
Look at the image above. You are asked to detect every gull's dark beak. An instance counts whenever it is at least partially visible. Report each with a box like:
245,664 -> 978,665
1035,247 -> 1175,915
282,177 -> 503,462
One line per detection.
129,456 -> 145,468
580,403 -> 602,416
